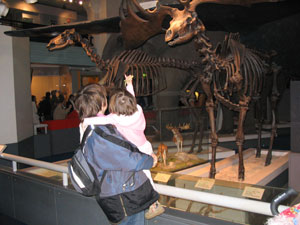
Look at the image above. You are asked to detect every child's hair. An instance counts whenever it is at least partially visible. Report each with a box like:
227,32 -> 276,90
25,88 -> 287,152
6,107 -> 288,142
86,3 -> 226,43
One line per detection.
74,83 -> 107,121
109,88 -> 137,116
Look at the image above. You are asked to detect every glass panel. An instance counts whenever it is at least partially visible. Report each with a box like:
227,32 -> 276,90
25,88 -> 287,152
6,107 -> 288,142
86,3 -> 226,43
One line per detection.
21,162 -> 299,225
151,171 -> 299,225
145,106 -> 210,172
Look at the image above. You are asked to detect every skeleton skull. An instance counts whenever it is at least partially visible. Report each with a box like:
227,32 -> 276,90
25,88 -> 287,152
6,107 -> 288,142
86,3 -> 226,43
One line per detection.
165,9 -> 204,46
47,29 -> 77,51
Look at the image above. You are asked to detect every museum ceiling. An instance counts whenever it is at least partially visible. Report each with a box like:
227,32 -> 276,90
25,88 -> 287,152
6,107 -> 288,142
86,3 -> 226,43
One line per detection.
2,0 -> 300,41
36,0 -> 86,16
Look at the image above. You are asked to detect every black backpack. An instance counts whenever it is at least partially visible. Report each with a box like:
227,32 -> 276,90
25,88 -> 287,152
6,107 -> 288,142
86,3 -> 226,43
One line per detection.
68,125 -> 105,196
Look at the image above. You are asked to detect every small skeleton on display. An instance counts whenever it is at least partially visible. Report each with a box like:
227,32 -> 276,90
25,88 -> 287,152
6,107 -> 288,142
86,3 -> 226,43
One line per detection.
166,123 -> 190,153
157,143 -> 168,166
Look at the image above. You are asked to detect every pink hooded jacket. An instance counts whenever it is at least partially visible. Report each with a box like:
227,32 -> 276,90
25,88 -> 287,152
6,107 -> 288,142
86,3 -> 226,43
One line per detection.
83,84 -> 147,147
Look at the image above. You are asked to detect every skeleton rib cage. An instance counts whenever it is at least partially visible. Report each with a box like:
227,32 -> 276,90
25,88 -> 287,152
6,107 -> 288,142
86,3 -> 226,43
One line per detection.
197,32 -> 267,111
104,49 -> 199,96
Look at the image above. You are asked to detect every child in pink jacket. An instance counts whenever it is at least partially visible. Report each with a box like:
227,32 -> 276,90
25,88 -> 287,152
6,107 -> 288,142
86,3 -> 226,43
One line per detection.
83,75 -> 164,219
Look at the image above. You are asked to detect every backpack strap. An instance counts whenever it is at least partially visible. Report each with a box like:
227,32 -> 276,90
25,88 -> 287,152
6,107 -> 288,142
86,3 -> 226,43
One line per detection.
95,170 -> 107,204
99,170 -> 107,192
80,125 -> 93,149
93,125 -> 139,153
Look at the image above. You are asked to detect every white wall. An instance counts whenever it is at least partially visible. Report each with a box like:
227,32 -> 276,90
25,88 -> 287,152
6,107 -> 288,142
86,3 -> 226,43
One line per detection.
13,34 -> 33,142
0,25 -> 17,144
0,25 -> 32,144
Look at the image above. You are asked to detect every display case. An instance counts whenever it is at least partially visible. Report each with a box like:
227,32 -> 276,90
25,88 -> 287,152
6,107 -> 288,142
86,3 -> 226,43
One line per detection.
150,171 -> 299,225
21,160 -> 299,225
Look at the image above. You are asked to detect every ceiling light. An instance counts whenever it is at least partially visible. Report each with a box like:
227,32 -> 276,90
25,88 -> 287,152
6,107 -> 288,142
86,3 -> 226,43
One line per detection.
0,2 -> 9,17
25,0 -> 38,3
69,0 -> 73,3
79,1 -> 83,5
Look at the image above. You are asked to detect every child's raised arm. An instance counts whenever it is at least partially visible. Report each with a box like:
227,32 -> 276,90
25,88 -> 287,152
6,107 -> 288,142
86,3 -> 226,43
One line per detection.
124,74 -> 135,97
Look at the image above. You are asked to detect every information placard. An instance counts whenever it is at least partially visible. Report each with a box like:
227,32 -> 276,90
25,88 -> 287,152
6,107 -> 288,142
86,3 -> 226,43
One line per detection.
154,173 -> 171,183
242,186 -> 265,200
194,178 -> 215,190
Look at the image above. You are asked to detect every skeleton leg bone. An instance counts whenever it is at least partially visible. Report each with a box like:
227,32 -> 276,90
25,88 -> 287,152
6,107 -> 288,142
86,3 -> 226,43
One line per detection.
236,103 -> 248,181
201,82 -> 218,178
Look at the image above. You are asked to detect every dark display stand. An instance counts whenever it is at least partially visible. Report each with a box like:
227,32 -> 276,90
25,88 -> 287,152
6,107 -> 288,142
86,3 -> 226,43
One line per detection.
0,165 -> 239,225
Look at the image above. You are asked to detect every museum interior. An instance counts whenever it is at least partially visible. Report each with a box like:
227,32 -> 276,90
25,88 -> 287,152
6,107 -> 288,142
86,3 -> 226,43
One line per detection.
1,0 -> 300,224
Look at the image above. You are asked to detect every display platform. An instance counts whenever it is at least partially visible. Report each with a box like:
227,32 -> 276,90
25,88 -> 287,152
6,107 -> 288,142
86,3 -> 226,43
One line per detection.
176,148 -> 289,185
151,145 -> 235,172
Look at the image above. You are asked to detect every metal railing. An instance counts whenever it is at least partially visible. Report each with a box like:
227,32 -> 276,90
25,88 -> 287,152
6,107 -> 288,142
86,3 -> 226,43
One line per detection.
0,145 -> 69,186
0,144 -> 289,217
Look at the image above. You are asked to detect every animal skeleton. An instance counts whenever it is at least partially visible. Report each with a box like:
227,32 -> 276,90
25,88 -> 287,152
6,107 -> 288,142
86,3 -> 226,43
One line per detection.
47,28 -> 198,96
165,10 -> 267,181
121,0 -> 281,180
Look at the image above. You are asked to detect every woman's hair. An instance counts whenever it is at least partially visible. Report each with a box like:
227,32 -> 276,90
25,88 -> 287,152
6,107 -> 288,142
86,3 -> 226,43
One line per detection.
74,83 -> 107,121
109,88 -> 137,116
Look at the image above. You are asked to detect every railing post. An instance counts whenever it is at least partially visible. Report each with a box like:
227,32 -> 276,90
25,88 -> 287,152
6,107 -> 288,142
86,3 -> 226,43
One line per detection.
12,161 -> 17,172
63,172 -> 68,187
